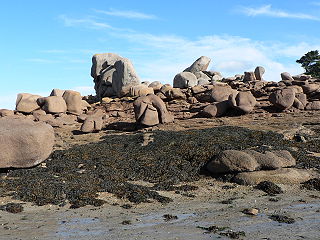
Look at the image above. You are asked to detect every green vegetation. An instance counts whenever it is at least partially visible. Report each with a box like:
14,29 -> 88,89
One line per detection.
296,50 -> 320,78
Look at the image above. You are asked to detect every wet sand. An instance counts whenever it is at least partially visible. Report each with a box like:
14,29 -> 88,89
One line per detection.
1,178 -> 320,240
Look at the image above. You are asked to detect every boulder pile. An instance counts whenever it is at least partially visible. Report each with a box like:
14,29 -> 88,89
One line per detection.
1,51 -> 320,191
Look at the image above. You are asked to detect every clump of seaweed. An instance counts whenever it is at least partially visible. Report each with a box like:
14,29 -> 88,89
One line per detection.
0,126 -> 318,208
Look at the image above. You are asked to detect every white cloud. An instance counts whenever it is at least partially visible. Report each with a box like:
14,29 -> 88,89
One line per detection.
73,86 -> 95,96
94,8 -> 157,20
239,4 -> 320,21
113,33 -> 317,83
58,15 -> 113,29
0,94 -> 17,110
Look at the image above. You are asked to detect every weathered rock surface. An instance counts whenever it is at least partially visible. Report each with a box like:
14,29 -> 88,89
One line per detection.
50,89 -> 65,97
133,94 -> 174,126
62,90 -> 83,115
211,84 -> 238,102
202,101 -> 229,118
207,150 -> 259,173
16,93 -> 41,113
281,72 -> 294,81
234,168 -> 314,185
243,72 -> 256,82
269,88 -> 295,110
0,118 -> 54,168
207,150 -> 296,174
0,109 -> 14,117
305,101 -> 320,110
183,56 -> 211,73
129,84 -> 154,97
229,91 -> 256,113
173,72 -> 198,88
92,53 -> 141,98
38,96 -> 67,114
254,66 -> 265,80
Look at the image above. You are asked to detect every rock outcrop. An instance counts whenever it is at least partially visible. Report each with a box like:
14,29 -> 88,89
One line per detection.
91,53 -> 140,99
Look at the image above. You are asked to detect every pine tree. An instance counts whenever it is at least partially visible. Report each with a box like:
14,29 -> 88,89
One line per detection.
296,50 -> 320,78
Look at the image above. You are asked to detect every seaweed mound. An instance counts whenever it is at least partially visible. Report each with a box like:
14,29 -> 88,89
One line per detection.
0,126 -> 315,208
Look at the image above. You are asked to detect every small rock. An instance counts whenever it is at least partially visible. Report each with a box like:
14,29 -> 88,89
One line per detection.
242,208 -> 259,216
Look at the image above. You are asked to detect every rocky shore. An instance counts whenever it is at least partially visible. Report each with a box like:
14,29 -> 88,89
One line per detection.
1,53 -> 320,239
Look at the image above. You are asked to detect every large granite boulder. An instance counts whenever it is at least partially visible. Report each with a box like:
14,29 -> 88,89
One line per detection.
202,101 -> 230,118
207,149 -> 296,174
38,96 -> 67,114
183,56 -> 211,73
50,89 -> 65,97
254,66 -> 265,80
0,118 -> 54,168
269,88 -> 295,110
80,110 -> 105,133
243,72 -> 256,82
62,90 -> 83,115
133,94 -> 174,126
229,91 -> 256,113
211,84 -> 238,102
16,93 -> 41,113
173,72 -> 198,88
281,72 -> 294,81
91,53 -> 140,98
207,150 -> 259,174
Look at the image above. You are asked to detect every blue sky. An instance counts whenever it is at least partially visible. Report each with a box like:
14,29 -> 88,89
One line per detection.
1,0 -> 320,109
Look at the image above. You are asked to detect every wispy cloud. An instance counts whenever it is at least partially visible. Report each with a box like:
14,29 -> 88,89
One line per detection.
72,86 -> 95,96
94,8 -> 157,20
239,4 -> 320,21
310,1 -> 320,6
58,15 -> 113,29
25,58 -> 59,63
109,32 -> 320,83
